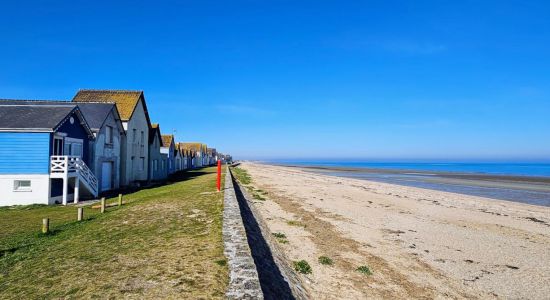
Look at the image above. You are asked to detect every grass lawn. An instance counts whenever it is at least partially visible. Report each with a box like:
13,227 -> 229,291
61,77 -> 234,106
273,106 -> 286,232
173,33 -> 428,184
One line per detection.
0,167 -> 228,299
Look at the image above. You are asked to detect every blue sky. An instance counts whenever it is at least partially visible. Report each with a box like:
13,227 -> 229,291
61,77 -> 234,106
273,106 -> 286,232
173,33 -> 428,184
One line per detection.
1,1 -> 549,160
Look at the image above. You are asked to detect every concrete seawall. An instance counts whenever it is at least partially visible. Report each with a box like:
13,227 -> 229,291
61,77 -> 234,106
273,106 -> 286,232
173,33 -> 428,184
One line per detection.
223,168 -> 264,299
230,169 -> 309,300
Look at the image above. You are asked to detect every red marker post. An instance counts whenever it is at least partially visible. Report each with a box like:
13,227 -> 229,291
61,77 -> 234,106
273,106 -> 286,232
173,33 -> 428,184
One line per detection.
216,160 -> 221,192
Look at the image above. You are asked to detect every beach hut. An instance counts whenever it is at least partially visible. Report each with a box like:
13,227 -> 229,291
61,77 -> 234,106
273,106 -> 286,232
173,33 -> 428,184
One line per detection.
0,103 -> 97,205
73,90 -> 152,187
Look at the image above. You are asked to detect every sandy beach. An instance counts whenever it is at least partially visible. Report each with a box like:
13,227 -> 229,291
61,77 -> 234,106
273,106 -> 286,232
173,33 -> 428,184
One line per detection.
239,162 -> 550,299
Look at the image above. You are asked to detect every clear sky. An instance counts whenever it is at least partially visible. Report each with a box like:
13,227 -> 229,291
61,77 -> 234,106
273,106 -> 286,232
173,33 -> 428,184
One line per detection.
1,1 -> 549,160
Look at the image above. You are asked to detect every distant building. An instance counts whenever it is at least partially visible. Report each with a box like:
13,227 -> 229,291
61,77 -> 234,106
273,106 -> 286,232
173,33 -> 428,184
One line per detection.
148,124 -> 167,181
179,143 -> 204,168
161,134 -> 176,174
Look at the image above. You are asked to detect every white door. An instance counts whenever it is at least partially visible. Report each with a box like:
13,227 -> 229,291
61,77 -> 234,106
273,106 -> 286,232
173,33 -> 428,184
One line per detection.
101,162 -> 112,191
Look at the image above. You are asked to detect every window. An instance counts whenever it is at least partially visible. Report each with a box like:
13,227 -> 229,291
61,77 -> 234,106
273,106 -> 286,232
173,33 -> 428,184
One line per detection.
53,137 -> 63,155
105,126 -> 113,144
133,129 -> 137,142
140,158 -> 145,171
154,160 -> 158,171
64,138 -> 83,158
14,180 -> 31,191
140,131 -> 145,156
72,143 -> 82,157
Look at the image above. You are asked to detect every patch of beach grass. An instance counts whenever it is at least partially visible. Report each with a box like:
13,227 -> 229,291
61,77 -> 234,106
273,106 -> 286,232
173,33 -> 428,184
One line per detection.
293,260 -> 312,274
230,167 -> 252,185
0,167 -> 228,299
252,193 -> 266,201
287,220 -> 306,227
356,265 -> 373,275
318,256 -> 333,266
272,232 -> 289,244
255,189 -> 268,195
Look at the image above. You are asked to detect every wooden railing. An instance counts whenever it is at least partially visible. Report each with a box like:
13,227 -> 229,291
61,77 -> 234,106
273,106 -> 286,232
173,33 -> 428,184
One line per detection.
50,156 -> 98,196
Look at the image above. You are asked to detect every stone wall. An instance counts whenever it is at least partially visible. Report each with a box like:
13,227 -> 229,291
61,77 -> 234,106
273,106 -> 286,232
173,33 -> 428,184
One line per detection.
223,168 -> 264,299
231,170 -> 310,300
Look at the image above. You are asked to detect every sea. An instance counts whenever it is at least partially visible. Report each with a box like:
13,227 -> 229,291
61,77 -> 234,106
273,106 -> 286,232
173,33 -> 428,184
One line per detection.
266,161 -> 550,206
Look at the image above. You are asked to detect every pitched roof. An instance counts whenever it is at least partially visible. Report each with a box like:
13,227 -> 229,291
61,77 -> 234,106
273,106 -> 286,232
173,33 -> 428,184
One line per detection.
161,134 -> 174,147
0,104 -> 93,136
70,103 -> 118,132
0,99 -> 122,133
149,123 -> 162,145
72,89 -> 151,125
178,142 -> 203,152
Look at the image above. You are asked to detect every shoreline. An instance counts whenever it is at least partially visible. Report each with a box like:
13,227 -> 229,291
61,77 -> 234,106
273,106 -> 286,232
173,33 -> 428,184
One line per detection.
238,162 -> 550,299
265,163 -> 550,207
277,163 -> 550,184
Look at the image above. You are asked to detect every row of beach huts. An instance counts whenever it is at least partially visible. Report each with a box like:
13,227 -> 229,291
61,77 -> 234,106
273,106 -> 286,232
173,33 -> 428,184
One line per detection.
0,89 -> 232,207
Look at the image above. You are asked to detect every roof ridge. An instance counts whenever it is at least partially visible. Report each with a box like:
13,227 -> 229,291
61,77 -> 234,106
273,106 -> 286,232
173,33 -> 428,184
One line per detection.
0,99 -> 69,102
0,104 -> 76,107
78,89 -> 143,93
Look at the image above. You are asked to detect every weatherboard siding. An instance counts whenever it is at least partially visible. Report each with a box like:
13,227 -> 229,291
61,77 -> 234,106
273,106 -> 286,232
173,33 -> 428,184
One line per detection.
0,132 -> 50,174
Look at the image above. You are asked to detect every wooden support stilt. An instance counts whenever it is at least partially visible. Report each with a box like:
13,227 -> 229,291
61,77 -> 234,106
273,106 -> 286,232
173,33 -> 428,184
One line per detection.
118,194 -> 122,206
74,177 -> 80,204
101,197 -> 106,213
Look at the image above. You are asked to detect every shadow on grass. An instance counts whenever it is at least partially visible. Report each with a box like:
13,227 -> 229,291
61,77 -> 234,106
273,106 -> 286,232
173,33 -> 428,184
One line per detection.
98,169 -> 211,199
233,177 -> 295,300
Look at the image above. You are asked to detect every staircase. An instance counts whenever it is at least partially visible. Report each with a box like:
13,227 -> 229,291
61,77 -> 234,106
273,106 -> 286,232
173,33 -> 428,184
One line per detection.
50,156 -> 99,198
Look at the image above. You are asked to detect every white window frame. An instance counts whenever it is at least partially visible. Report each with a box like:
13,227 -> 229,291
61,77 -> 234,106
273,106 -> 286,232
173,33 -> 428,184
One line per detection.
13,180 -> 32,192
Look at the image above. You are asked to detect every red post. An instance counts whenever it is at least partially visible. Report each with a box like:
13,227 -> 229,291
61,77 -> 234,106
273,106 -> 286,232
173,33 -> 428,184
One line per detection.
217,160 -> 221,192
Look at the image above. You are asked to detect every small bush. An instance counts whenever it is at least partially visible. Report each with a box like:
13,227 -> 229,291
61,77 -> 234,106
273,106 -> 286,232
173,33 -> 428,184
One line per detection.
294,260 -> 312,274
356,265 -> 373,275
318,256 -> 333,265
252,193 -> 266,201
272,232 -> 288,244
215,259 -> 227,266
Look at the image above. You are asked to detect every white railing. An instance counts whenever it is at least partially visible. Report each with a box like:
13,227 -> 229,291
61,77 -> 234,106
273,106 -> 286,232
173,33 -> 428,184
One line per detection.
50,155 -> 98,196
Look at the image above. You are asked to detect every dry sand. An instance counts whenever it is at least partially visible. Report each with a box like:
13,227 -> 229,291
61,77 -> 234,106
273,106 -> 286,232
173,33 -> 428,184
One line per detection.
239,162 -> 550,299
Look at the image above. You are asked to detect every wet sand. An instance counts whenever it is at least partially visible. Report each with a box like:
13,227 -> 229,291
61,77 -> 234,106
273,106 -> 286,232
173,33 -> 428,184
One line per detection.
289,165 -> 550,206
239,162 -> 550,299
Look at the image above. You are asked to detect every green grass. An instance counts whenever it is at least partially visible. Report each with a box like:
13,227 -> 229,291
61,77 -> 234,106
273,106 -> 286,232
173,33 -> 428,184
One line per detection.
252,193 -> 266,201
272,232 -> 288,244
318,256 -> 334,266
287,220 -> 306,228
356,265 -> 373,275
230,167 -> 269,201
0,167 -> 228,299
293,260 -> 312,274
230,167 -> 252,185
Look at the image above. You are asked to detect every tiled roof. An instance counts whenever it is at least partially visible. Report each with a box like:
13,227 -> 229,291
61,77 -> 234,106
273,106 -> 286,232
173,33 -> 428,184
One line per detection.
179,142 -> 203,152
72,89 -> 148,123
161,134 -> 174,147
